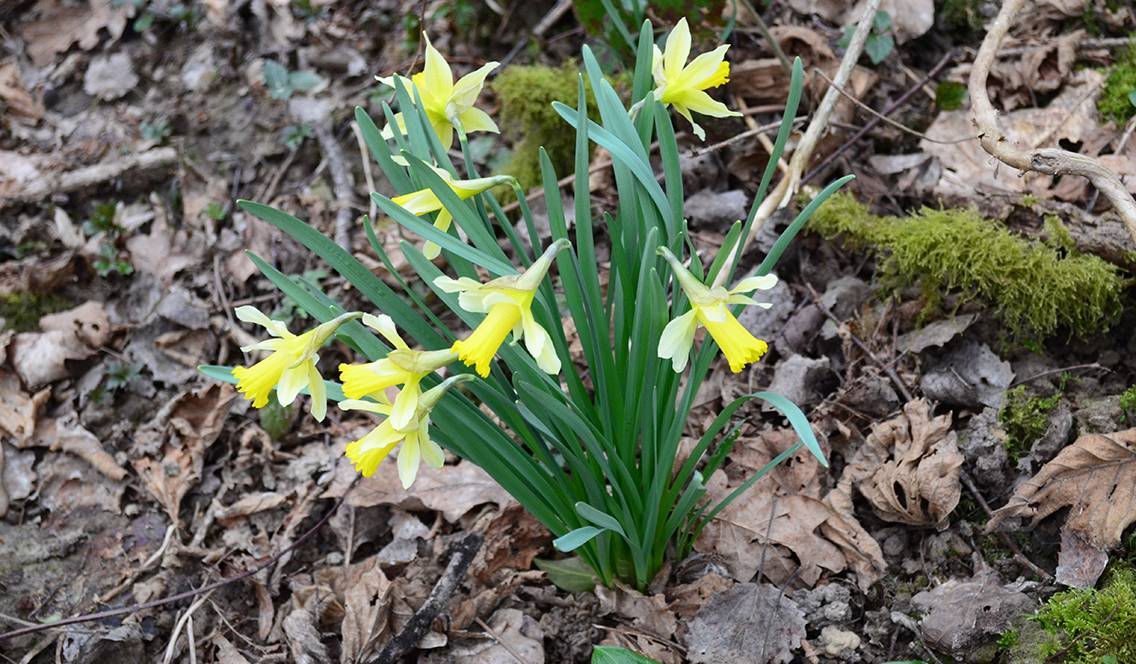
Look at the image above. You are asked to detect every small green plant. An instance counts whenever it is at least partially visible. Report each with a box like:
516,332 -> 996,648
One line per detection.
999,386 -> 1062,462
940,0 -> 983,33
82,202 -> 121,237
0,292 -> 73,332
281,123 -> 313,150
105,362 -> 141,392
263,60 -> 324,101
82,202 -> 134,277
93,242 -> 134,277
997,628 -> 1020,651
205,201 -> 226,222
291,0 -> 326,20
201,23 -> 846,591
935,81 -> 967,111
141,118 -> 172,144
810,193 -> 1127,340
1120,386 -> 1136,424
1099,47 -> 1136,123
1032,566 -> 1136,663
839,10 -> 894,65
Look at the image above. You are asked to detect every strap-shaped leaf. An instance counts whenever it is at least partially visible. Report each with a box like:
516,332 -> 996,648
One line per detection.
575,502 -> 627,538
553,526 -> 605,552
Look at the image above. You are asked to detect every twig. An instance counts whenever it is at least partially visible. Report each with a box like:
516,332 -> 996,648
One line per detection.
371,533 -> 483,663
474,617 -> 527,664
497,0 -> 574,69
352,121 -> 378,222
813,69 -> 977,145
968,0 -> 1136,247
1009,363 -> 1106,388
161,591 -> 213,664
959,469 -> 1053,581
0,147 -> 178,208
804,284 -> 914,402
0,478 -> 359,643
312,121 -> 358,250
804,50 -> 957,183
713,0 -> 883,287
695,116 -> 805,157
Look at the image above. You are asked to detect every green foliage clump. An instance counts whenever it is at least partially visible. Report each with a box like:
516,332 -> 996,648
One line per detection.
999,386 -> 1062,462
491,62 -> 596,191
1098,47 -> 1136,123
940,0 -> 984,33
1032,566 -> 1136,663
1120,385 -> 1136,423
0,292 -> 74,332
809,193 -> 1127,340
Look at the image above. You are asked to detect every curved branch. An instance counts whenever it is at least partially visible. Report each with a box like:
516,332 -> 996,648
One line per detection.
968,0 -> 1136,246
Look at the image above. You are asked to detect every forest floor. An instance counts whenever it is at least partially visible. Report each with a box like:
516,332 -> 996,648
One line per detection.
2,0 -> 1136,662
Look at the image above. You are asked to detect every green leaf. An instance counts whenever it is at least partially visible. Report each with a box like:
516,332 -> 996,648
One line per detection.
1128,90 -> 1136,108
936,81 -> 968,111
751,391 -> 826,466
592,645 -> 660,663
263,60 -> 291,99
553,526 -> 605,552
288,70 -> 323,93
873,9 -> 892,32
865,33 -> 894,65
534,557 -> 598,592
575,502 -> 627,538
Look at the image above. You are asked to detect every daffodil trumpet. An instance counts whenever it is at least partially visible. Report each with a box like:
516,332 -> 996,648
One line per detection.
339,313 -> 457,430
391,166 -> 513,259
341,374 -> 473,488
231,307 -> 362,421
656,246 -> 778,373
379,34 -> 498,149
435,239 -> 570,377
652,18 -> 742,140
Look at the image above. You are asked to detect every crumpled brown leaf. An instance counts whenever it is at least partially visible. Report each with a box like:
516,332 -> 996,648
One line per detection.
0,59 -> 44,122
988,428 -> 1136,587
340,556 -> 392,664
9,301 -> 112,387
832,400 -> 963,529
21,0 -> 130,66
132,384 -> 235,524
324,457 -> 512,523
0,370 -> 50,443
32,415 -> 128,481
991,31 -> 1082,111
696,429 -> 886,590
685,583 -> 806,664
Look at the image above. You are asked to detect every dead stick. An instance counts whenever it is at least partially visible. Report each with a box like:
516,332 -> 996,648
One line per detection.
312,121 -> 358,250
959,469 -> 1053,581
0,478 -> 359,643
1,147 -> 178,207
803,49 -> 957,184
371,533 -> 483,663
969,0 -> 1136,246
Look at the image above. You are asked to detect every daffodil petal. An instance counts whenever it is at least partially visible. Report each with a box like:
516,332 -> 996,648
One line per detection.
362,313 -> 408,350
674,89 -> 740,118
449,61 -> 499,110
433,275 -> 482,293
235,305 -> 291,338
338,398 -> 394,415
457,107 -> 499,134
397,437 -> 421,489
730,274 -> 779,293
725,294 -> 772,308
276,361 -> 311,406
421,432 -> 445,468
658,309 -> 698,372
390,379 -> 420,430
421,35 -> 454,102
308,363 -> 327,421
663,18 -> 691,80
678,45 -> 731,89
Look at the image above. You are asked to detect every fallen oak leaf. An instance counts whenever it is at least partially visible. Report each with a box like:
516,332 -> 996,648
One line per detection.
987,428 -> 1136,587
20,0 -> 130,66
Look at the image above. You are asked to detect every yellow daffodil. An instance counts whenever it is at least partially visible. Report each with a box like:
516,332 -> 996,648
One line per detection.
435,239 -> 569,377
340,374 -> 472,487
652,18 -> 741,140
379,34 -> 498,148
393,167 -> 512,259
339,313 -> 456,429
231,306 -> 361,421
656,247 -> 778,373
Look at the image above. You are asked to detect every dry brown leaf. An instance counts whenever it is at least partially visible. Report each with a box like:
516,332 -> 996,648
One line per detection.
471,503 -> 550,583
685,583 -> 806,664
0,443 -> 36,517
0,60 -> 44,121
834,400 -> 963,529
420,608 -> 545,664
991,31 -> 1082,111
0,252 -> 75,298
850,0 -> 934,43
596,585 -> 678,639
340,557 -> 391,664
212,635 -> 253,664
987,429 -> 1136,587
0,370 -> 49,443
125,205 -> 201,284
21,0 -> 130,66
667,573 -> 734,619
216,491 -> 289,525
10,301 -> 111,387
326,457 -> 512,523
132,384 -> 236,524
695,430 -> 885,590
37,416 -> 128,480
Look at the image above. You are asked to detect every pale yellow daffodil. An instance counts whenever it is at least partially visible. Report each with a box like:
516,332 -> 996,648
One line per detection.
656,247 -> 777,373
652,18 -> 741,140
339,313 -> 456,429
379,34 -> 498,148
392,166 -> 512,259
434,239 -> 569,377
231,306 -> 361,421
340,374 -> 472,487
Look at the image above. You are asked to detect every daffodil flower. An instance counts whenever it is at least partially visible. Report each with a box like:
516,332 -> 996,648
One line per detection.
434,239 -> 569,377
656,247 -> 778,373
339,313 -> 456,429
340,374 -> 472,487
379,34 -> 498,149
231,307 -> 361,421
652,18 -> 741,140
392,166 -> 512,259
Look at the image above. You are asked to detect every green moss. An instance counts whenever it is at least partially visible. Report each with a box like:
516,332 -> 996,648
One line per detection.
999,386 -> 1062,462
997,628 -> 1020,651
490,62 -> 597,192
0,292 -> 74,332
1030,566 -> 1136,663
810,193 -> 1127,340
1020,193 -> 1040,208
1098,47 -> 1136,123
939,0 -> 984,33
